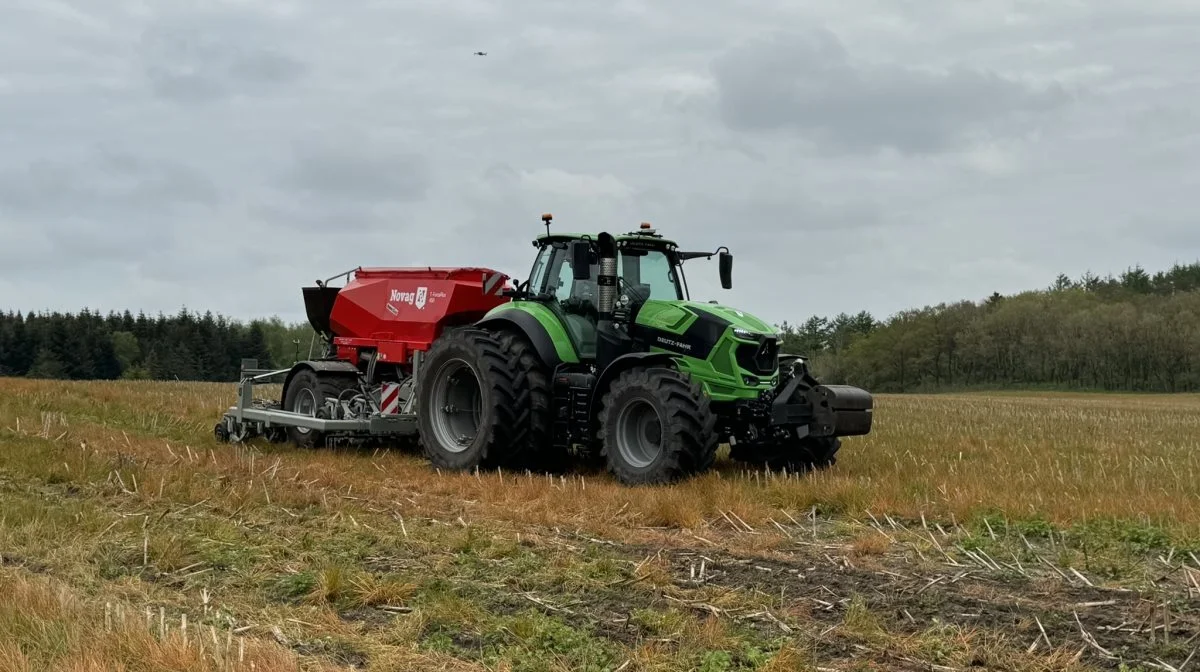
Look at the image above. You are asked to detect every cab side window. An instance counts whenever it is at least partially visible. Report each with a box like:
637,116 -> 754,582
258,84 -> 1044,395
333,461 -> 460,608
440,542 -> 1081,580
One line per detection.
553,258 -> 575,301
545,245 -> 597,305
528,246 -> 553,293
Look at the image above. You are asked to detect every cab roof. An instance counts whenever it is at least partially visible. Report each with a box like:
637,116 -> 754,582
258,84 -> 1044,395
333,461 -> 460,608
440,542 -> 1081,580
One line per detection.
533,230 -> 678,248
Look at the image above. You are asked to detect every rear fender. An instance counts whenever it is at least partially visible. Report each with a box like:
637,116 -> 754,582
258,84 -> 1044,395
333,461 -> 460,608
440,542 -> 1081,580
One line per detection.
586,352 -> 679,427
280,360 -> 361,397
475,311 -> 563,369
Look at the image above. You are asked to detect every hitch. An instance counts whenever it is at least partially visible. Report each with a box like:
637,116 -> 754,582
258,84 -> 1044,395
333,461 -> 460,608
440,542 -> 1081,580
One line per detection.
769,371 -> 873,438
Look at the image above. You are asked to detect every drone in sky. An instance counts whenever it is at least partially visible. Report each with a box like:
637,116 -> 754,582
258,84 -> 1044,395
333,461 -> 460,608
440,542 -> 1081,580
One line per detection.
473,51 -> 487,56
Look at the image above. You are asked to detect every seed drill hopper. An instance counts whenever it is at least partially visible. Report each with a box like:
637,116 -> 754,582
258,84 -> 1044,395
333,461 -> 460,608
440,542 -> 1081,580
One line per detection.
214,265 -> 512,447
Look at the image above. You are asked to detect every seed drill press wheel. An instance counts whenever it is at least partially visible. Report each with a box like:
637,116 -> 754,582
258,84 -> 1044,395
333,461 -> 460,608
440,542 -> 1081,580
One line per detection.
281,368 -> 357,448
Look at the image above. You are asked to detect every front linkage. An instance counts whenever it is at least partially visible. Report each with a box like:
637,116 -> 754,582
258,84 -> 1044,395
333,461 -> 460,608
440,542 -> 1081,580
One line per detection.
724,355 -> 873,473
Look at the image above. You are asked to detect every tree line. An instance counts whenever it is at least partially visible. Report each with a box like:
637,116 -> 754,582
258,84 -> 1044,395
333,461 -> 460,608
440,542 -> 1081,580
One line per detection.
0,309 -> 316,382
3,260 -> 1200,392
782,261 -> 1200,393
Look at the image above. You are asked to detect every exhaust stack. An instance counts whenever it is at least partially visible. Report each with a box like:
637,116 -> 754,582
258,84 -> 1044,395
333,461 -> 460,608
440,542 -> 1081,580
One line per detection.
594,232 -> 627,370
596,232 -> 618,320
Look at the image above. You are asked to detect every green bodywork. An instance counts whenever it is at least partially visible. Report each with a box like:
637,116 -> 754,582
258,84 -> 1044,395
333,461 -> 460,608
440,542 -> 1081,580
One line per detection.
483,301 -> 581,364
477,225 -> 787,403
635,299 -> 779,402
636,299 -> 776,334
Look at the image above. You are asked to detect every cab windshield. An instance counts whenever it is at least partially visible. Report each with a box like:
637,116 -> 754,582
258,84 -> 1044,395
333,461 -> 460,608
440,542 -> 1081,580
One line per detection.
525,240 -> 687,305
618,247 -> 685,301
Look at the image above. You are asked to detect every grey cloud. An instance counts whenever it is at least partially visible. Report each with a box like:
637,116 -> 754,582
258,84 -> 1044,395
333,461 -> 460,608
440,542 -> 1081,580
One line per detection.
627,185 -> 889,318
0,227 -> 55,274
628,185 -> 884,250
249,135 -> 433,233
283,141 -> 431,203
0,149 -> 202,269
0,217 -> 176,274
710,28 -> 1073,155
0,148 -> 218,217
138,9 -> 307,103
1116,216 -> 1200,253
47,220 -> 176,267
247,199 -> 407,235
3,0 -> 1199,329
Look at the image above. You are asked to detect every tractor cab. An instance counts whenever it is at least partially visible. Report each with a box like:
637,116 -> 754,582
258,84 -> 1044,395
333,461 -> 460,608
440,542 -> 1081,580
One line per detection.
522,221 -> 718,362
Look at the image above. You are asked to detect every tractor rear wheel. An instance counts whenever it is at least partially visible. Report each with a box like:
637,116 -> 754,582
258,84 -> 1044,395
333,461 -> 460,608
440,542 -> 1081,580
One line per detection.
495,330 -> 565,472
416,328 -> 530,471
597,367 -> 718,485
282,368 -> 358,448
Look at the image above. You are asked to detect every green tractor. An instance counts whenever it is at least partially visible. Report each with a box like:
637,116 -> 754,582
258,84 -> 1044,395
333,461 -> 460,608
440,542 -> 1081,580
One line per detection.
414,214 -> 873,484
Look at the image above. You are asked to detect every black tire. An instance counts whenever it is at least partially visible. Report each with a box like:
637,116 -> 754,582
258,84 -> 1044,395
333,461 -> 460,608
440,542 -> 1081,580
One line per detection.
597,366 -> 718,485
495,330 -> 566,472
281,368 -> 358,448
415,328 -> 530,471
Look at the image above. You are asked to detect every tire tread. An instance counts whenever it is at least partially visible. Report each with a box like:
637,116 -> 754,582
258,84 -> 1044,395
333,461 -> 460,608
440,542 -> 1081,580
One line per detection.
597,366 -> 718,485
416,327 -> 531,470
496,330 -> 563,471
282,368 -> 359,448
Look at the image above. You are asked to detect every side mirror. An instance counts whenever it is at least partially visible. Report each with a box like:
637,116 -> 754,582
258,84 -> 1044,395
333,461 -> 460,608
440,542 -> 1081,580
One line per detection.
719,250 -> 733,289
572,241 -> 592,280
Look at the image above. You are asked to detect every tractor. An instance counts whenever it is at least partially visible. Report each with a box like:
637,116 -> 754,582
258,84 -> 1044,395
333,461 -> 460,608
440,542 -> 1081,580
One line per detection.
214,214 -> 873,485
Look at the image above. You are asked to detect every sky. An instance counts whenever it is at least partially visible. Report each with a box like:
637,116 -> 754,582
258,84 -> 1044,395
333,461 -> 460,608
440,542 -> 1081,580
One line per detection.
2,0 -> 1199,328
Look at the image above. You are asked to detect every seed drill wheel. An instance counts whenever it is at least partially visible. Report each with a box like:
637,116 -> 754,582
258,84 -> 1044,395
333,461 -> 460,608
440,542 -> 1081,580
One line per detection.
597,367 -> 718,485
415,328 -> 531,471
281,368 -> 357,448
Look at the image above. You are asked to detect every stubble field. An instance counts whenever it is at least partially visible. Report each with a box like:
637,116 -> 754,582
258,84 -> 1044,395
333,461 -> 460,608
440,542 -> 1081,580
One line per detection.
1,378 -> 1198,671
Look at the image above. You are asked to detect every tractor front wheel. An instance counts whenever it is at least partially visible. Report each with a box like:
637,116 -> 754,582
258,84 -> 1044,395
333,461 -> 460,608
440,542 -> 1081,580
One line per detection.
415,328 -> 530,471
597,367 -> 718,485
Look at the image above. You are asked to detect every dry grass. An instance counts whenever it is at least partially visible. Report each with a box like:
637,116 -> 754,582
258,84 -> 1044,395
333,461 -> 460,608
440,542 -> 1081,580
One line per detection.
0,569 -> 313,672
11,378 -> 1200,541
1,377 -> 1198,671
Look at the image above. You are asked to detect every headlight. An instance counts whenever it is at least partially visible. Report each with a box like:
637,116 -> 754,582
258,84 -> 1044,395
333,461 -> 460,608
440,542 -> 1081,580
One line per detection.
731,327 -> 757,340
